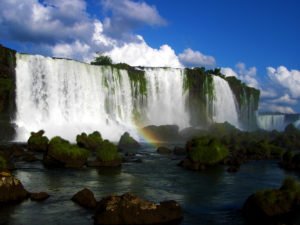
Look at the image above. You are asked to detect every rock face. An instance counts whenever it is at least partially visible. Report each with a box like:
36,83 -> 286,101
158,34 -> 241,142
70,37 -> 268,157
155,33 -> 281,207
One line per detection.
71,188 -> 97,209
43,136 -> 89,168
243,177 -> 300,224
27,130 -> 49,152
0,44 -> 16,141
118,132 -> 140,151
0,172 -> 28,203
94,193 -> 183,225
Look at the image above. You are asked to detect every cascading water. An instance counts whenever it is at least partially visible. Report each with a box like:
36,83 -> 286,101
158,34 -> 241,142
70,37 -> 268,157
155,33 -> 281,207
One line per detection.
211,76 -> 239,128
256,114 -> 286,131
15,54 -> 190,142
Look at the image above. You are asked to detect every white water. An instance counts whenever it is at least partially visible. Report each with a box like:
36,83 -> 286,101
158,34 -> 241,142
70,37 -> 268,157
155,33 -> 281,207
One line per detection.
15,54 -> 190,142
212,76 -> 240,128
257,115 -> 286,131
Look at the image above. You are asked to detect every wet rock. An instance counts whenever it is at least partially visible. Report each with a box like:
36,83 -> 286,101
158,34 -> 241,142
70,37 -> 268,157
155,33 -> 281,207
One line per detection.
71,188 -> 97,209
157,146 -> 172,154
94,193 -> 183,225
173,146 -> 186,155
27,130 -> 49,152
76,131 -> 103,151
87,159 -> 122,167
0,172 -> 29,203
118,132 -> 140,152
30,192 -> 49,201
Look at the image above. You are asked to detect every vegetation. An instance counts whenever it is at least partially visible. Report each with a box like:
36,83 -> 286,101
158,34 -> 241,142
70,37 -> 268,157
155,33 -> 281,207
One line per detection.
27,130 -> 49,152
0,155 -> 7,170
96,140 -> 120,162
48,136 -> 89,160
91,55 -> 112,66
187,136 -> 229,165
76,131 -> 103,151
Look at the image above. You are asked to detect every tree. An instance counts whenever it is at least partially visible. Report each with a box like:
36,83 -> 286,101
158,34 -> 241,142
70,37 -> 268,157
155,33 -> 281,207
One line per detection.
91,55 -> 112,66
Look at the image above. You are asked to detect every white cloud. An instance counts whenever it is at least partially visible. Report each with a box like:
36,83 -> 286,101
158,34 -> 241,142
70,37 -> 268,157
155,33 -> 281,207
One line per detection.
259,102 -> 296,114
260,88 -> 278,98
267,66 -> 300,98
105,37 -> 182,67
221,63 -> 259,88
178,48 -> 216,67
270,94 -> 297,105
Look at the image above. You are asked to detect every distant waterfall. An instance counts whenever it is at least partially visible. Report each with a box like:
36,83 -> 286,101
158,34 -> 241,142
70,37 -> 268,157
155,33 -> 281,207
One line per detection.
212,76 -> 239,128
256,114 -> 286,131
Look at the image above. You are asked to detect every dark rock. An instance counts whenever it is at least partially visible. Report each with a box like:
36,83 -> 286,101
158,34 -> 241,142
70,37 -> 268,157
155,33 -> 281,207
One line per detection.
30,192 -> 49,201
157,146 -> 172,154
87,159 -> 122,167
94,193 -> 183,225
142,125 -> 181,142
227,165 -> 239,173
242,177 -> 300,224
27,130 -> 49,152
22,152 -> 38,162
118,132 -> 140,151
43,136 -> 89,168
173,146 -> 186,155
0,172 -> 29,203
71,188 -> 97,209
94,140 -> 121,167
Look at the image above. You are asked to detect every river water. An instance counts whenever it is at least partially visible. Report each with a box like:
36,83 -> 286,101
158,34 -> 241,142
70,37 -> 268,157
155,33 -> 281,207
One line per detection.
0,144 -> 298,225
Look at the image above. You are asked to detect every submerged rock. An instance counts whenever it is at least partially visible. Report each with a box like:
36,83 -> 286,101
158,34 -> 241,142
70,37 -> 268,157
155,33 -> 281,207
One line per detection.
71,188 -> 97,209
30,192 -> 49,201
0,172 -> 29,203
243,177 -> 300,224
43,136 -> 89,168
118,132 -> 140,151
94,192 -> 182,225
27,130 -> 49,152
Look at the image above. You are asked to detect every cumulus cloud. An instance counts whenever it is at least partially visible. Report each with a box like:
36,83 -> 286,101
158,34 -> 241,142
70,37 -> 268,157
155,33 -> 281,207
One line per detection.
221,63 -> 259,88
259,102 -> 296,114
270,94 -> 297,105
104,36 -> 181,67
267,66 -> 300,98
178,48 -> 216,67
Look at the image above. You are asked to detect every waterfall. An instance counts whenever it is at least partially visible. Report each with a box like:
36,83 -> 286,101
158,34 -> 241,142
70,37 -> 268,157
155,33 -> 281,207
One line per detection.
14,54 -> 189,142
256,114 -> 286,131
212,76 -> 239,128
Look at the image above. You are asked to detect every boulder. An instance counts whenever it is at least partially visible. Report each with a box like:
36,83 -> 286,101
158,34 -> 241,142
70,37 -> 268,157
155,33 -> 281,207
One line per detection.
142,125 -> 181,142
173,146 -> 186,155
243,177 -> 300,224
0,172 -> 29,203
76,131 -> 103,151
43,136 -> 89,168
27,130 -> 49,152
30,192 -> 49,201
118,132 -> 140,151
71,188 -> 97,209
94,140 -> 121,167
157,146 -> 172,154
94,193 -> 182,225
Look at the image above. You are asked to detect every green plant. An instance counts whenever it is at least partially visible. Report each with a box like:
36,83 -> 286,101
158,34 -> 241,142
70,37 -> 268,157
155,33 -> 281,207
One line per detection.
0,156 -> 7,170
91,55 -> 112,66
96,140 -> 120,162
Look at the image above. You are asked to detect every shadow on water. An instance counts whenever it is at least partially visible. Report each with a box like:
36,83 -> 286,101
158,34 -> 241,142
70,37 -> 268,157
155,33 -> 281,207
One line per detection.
1,145 -> 300,225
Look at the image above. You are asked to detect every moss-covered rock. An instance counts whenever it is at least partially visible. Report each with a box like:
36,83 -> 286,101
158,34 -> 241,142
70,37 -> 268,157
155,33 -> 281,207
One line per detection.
243,177 -> 300,224
43,136 -> 89,168
76,131 -> 103,151
27,130 -> 49,152
118,132 -> 140,151
142,125 -> 181,142
0,155 -> 7,170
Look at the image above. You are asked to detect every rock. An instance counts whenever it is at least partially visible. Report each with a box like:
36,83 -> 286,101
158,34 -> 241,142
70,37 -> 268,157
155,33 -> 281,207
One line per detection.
94,193 -> 183,225
71,188 -> 97,209
142,125 -> 182,142
87,159 -> 122,167
94,140 -> 121,167
22,152 -> 38,162
27,130 -> 49,152
173,146 -> 186,155
43,136 -> 89,168
157,146 -> 172,154
76,131 -> 103,151
242,177 -> 300,224
0,172 -> 29,203
30,192 -> 49,201
227,165 -> 239,173
118,132 -> 140,151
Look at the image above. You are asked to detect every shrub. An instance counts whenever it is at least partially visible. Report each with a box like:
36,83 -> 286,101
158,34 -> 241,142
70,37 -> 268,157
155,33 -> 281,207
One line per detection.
91,55 -> 112,66
76,131 -> 103,150
96,140 -> 120,162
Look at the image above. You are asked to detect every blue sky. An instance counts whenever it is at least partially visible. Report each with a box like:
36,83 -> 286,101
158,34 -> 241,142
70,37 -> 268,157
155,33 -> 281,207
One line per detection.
0,0 -> 299,113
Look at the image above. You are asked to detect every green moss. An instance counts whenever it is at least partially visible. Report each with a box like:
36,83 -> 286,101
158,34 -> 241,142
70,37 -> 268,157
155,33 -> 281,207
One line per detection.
0,78 -> 13,91
76,131 -> 103,151
49,136 -> 89,159
27,130 -> 49,152
0,155 -> 7,170
96,140 -> 120,162
187,136 -> 229,165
